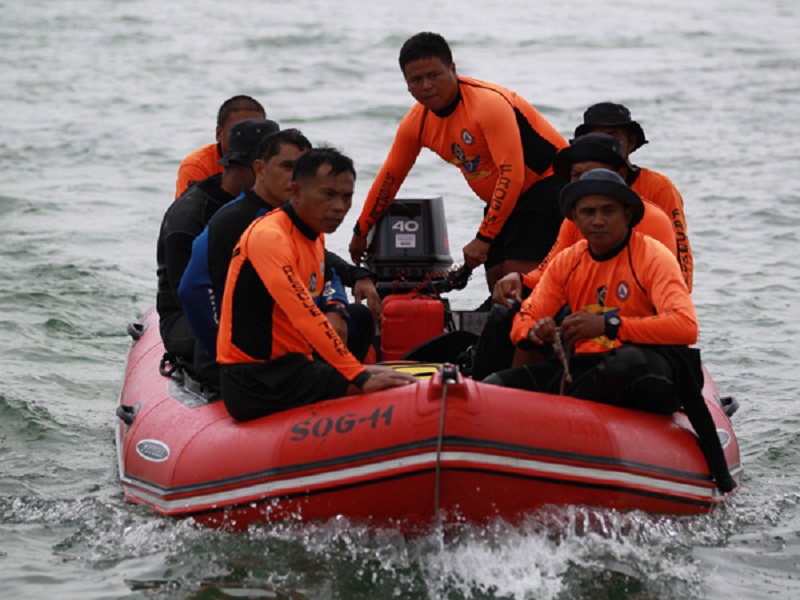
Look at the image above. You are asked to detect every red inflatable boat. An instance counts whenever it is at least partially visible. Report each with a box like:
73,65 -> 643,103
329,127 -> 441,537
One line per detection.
115,306 -> 741,530
118,197 -> 740,528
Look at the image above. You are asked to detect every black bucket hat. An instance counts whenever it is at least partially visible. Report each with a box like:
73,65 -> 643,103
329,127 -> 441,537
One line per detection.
560,168 -> 644,228
573,102 -> 648,152
552,132 -> 628,180
218,118 -> 280,167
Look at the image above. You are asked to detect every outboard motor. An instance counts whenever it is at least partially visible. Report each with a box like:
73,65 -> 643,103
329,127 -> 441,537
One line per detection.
365,197 -> 481,362
365,196 -> 453,297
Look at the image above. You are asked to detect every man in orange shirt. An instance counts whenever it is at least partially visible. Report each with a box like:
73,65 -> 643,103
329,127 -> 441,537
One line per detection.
494,169 -> 693,406
484,169 -> 735,492
573,102 -> 693,289
492,133 -> 679,306
349,32 -> 567,290
174,95 -> 266,199
472,134 -> 677,379
157,118 -> 278,373
217,148 -> 416,421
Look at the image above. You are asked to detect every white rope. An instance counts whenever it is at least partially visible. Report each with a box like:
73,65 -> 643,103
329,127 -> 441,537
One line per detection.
433,365 -> 455,523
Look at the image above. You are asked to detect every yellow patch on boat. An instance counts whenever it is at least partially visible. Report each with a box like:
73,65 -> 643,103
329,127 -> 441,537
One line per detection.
381,362 -> 441,380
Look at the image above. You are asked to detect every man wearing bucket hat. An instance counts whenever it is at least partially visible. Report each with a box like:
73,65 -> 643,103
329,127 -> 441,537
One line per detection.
575,102 -> 693,290
470,134 -> 678,380
492,133 -> 678,307
157,117 -> 279,376
488,168 -> 692,400
484,169 -> 736,493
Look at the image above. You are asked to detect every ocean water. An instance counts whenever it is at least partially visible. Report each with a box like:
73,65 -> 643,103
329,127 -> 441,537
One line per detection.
1,0 -> 799,597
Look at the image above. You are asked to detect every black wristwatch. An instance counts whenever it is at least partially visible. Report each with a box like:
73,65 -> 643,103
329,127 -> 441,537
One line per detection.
325,303 -> 349,319
604,313 -> 621,340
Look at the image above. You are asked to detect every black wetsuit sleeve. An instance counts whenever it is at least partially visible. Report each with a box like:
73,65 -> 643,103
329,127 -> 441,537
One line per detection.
324,250 -> 374,288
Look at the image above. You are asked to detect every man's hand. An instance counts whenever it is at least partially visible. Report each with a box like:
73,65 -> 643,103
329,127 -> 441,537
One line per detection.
360,365 -> 418,393
353,277 -> 381,322
463,238 -> 490,269
326,311 -> 349,346
559,312 -> 605,347
527,316 -> 557,346
349,234 -> 368,265
492,272 -> 523,308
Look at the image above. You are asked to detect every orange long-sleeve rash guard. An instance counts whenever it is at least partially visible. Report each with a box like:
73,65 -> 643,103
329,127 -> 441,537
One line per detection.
522,198 -> 677,290
217,206 -> 367,383
355,77 -> 567,241
175,143 -> 223,200
511,231 -> 697,354
629,167 -> 693,291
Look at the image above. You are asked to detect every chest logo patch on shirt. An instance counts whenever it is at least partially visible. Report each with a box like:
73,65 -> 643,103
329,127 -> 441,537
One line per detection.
461,129 -> 474,144
616,281 -> 631,302
309,272 -> 317,295
450,143 -> 481,174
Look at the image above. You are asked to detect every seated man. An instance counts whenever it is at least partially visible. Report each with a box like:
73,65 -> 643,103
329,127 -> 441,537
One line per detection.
484,169 -> 735,492
471,133 -> 677,379
156,118 -> 278,371
179,129 -> 378,372
217,148 -> 417,422
174,95 -> 266,199
574,102 -> 693,290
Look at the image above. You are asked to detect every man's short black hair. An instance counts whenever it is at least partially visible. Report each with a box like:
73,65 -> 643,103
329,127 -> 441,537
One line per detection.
216,95 -> 266,127
292,147 -> 356,182
399,32 -> 453,71
256,129 -> 312,163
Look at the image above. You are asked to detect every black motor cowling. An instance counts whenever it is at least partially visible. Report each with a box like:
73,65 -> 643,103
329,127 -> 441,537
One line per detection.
365,197 -> 453,297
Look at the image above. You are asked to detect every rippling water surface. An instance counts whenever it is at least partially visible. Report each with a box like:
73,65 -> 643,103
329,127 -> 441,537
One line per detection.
2,0 -> 799,597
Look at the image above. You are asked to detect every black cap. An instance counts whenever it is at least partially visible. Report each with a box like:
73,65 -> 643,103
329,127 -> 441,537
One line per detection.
560,168 -> 644,228
552,132 -> 628,180
573,102 -> 648,152
218,118 -> 280,167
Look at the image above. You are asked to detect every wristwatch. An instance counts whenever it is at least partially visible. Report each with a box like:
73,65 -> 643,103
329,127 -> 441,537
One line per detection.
604,313 -> 621,340
325,303 -> 349,320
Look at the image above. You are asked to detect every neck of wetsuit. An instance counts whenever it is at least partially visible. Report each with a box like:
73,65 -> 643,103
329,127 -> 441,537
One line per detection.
589,228 -> 632,261
433,86 -> 462,118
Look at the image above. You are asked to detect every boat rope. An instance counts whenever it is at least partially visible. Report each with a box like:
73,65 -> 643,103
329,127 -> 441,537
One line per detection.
408,264 -> 473,296
434,363 -> 457,524
553,329 -> 573,395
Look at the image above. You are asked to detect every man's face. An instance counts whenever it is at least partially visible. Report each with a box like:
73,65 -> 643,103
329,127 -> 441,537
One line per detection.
586,125 -> 636,159
292,165 -> 354,234
572,195 -> 632,255
403,57 -> 459,112
254,143 -> 307,209
217,109 -> 265,154
570,161 -> 617,182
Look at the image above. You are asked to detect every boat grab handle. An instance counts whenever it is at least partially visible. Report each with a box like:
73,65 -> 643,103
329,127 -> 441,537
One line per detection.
127,322 -> 145,341
116,403 -> 139,426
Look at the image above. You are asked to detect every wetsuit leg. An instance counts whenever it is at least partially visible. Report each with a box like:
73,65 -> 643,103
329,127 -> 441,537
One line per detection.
482,360 -> 563,391
566,347 -> 679,414
346,303 -> 374,362
159,312 -> 196,364
472,303 -> 518,380
485,175 -> 565,269
220,354 -> 351,421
